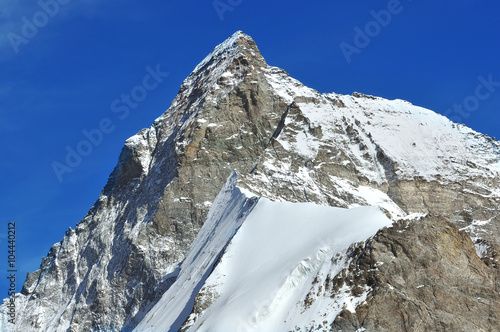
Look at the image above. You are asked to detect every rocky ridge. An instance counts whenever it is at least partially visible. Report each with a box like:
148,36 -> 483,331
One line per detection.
1,31 -> 499,331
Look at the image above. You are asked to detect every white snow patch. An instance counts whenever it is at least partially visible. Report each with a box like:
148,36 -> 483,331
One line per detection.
185,200 -> 392,331
474,241 -> 489,258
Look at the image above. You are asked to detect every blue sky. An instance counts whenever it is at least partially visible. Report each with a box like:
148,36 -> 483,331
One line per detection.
1,0 -> 499,293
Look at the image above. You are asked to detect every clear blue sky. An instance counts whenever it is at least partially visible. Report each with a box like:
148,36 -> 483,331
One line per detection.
1,0 -> 499,293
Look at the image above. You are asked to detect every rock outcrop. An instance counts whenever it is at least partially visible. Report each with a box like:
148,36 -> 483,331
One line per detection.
333,215 -> 500,331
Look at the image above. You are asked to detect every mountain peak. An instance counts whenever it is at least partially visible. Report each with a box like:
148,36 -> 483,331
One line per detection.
175,31 -> 265,107
229,30 -> 251,42
215,30 -> 260,56
185,31 -> 264,80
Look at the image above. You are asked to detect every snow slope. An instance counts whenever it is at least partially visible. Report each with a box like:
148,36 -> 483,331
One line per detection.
134,172 -> 259,331
136,173 -> 392,331
264,67 -> 500,186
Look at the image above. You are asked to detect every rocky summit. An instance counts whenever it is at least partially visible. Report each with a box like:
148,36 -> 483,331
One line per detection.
2,31 -> 499,331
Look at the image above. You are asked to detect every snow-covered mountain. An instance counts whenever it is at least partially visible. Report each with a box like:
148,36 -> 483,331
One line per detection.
2,31 -> 499,331
135,171 -> 393,331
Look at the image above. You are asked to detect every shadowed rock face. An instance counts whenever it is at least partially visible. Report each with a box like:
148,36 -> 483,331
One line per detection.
3,31 -> 500,331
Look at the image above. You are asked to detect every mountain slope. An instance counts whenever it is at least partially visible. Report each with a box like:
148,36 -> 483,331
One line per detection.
135,172 -> 392,331
2,31 -> 499,331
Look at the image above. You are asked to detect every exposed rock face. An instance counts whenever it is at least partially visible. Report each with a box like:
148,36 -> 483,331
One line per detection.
1,31 -> 499,331
332,215 -> 500,331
